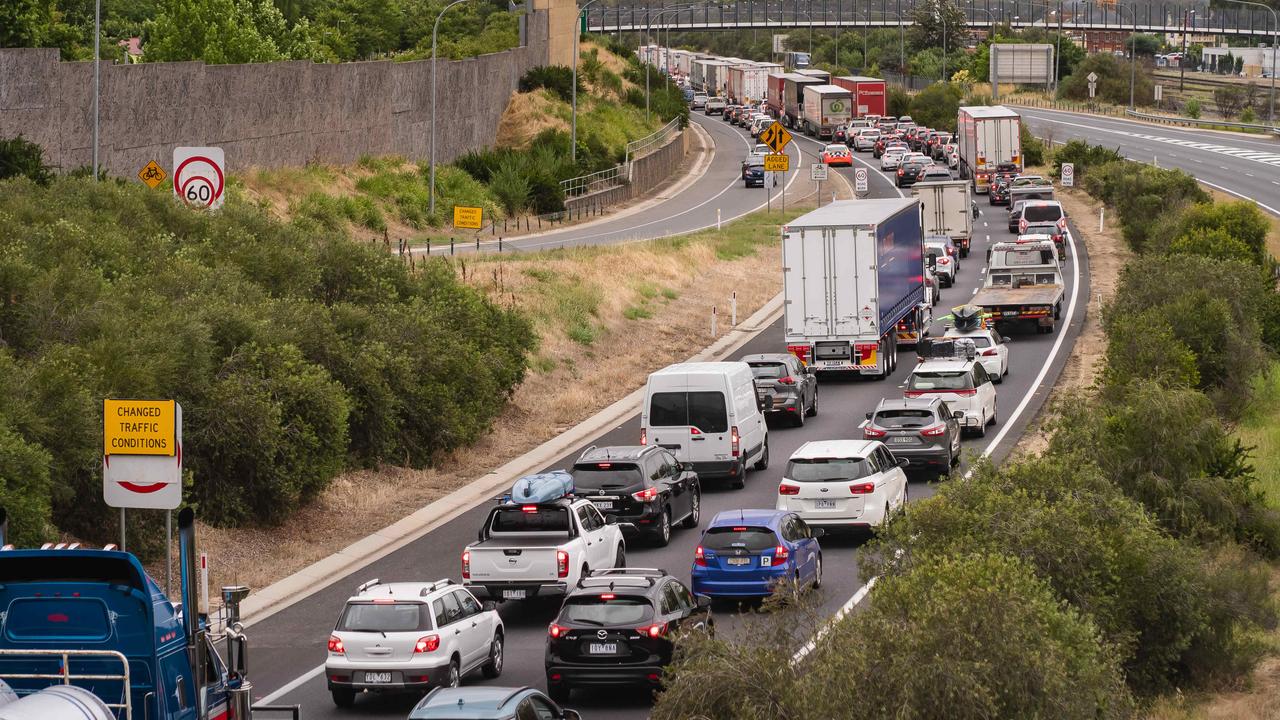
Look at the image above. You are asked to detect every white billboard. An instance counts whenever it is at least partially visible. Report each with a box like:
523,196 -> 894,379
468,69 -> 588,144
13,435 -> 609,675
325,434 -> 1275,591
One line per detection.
990,44 -> 1055,86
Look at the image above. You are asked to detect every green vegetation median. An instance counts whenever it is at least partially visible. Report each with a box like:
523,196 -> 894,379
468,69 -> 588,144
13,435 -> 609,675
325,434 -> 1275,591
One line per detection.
655,149 -> 1280,716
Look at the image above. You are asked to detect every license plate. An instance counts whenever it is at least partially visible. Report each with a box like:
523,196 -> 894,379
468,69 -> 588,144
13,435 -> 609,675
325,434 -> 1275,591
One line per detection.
365,672 -> 392,684
726,557 -> 750,566
589,642 -> 618,655
822,360 -> 845,366
591,501 -> 615,511
890,436 -> 914,444
814,499 -> 837,509
502,589 -> 526,600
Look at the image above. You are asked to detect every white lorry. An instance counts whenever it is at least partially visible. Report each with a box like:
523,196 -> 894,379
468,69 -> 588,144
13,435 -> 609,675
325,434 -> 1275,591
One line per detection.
800,84 -> 853,139
956,105 -> 1022,194
463,493 -> 630,602
912,179 -> 974,258
783,197 -> 927,379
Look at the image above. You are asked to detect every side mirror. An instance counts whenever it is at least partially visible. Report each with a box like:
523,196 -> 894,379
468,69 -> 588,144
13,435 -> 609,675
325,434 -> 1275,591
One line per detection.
482,600 -> 498,612
682,461 -> 695,472
696,594 -> 713,609
811,528 -> 826,538
561,711 -> 582,720
953,410 -> 964,420
865,412 -> 873,420
897,457 -> 910,468
604,514 -> 618,525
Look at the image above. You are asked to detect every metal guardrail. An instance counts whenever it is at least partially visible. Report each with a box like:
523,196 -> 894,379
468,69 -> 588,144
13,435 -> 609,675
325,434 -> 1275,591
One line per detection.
1004,98 -> 1126,117
626,117 -> 682,161
560,164 -> 627,198
1124,108 -> 1278,133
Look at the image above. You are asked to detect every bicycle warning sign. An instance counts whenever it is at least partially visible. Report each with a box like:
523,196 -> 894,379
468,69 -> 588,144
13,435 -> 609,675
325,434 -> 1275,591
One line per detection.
138,160 -> 166,189
172,147 -> 226,210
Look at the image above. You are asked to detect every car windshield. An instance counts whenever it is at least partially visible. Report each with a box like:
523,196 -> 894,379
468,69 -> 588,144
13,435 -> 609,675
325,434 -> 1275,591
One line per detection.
1024,205 -> 1064,223
785,457 -> 872,482
702,526 -> 777,551
825,145 -> 845,153
491,506 -> 571,533
873,409 -> 936,428
748,362 -> 788,379
648,391 -> 728,432
908,371 -> 973,391
338,602 -> 431,632
1024,223 -> 1059,235
560,595 -> 654,626
572,463 -> 643,490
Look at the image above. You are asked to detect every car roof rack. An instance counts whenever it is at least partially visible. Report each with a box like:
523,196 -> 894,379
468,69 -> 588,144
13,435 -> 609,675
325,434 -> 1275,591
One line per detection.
577,576 -> 659,590
588,567 -> 668,578
422,578 -> 455,595
355,578 -> 381,594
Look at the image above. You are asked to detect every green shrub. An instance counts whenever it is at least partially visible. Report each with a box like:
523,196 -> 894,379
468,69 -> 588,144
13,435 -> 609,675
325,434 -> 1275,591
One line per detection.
1020,124 -> 1044,166
1169,227 -> 1258,264
1061,53 -> 1154,105
518,65 -> 580,103
489,160 -> 530,214
1082,162 -> 1208,251
0,136 -> 54,185
1101,309 -> 1200,390
1185,98 -> 1202,119
906,82 -> 963,131
1052,140 -> 1123,179
1166,201 -> 1273,267
887,86 -> 912,117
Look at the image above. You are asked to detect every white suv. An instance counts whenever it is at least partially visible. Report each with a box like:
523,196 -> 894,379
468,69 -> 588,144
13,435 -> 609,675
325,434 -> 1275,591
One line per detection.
325,578 -> 504,708
776,440 -> 908,531
905,357 -> 998,436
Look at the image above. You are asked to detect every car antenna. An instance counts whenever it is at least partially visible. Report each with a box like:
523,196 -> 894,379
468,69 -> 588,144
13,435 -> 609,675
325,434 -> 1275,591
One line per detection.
739,509 -> 744,523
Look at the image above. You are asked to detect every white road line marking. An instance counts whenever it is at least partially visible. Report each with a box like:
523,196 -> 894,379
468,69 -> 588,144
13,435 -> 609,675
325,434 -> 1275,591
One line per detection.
792,578 -> 878,663
971,288 -> 978,295
1197,178 -> 1280,217
257,664 -> 324,705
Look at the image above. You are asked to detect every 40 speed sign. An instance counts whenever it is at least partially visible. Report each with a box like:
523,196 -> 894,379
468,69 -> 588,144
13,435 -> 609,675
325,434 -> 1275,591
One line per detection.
173,147 -> 226,210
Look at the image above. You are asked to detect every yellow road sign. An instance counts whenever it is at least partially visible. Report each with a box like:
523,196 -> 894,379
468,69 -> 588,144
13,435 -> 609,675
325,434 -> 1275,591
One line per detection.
453,205 -> 483,229
104,399 -> 176,456
138,160 -> 166,189
759,121 -> 793,154
764,153 -> 790,172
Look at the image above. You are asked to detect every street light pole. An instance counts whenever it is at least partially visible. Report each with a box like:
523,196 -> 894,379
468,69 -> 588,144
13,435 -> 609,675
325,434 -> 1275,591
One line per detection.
92,0 -> 100,179
940,3 -> 948,82
572,0 -> 602,164
429,0 -> 477,218
1222,0 -> 1277,126
1179,8 -> 1194,91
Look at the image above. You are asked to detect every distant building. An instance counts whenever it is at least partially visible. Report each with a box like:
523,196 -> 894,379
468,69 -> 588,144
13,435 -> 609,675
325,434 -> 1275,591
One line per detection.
117,37 -> 143,63
1202,45 -> 1278,77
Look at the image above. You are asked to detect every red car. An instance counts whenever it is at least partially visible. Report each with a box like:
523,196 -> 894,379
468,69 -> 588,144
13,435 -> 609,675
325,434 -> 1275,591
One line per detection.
821,144 -> 853,167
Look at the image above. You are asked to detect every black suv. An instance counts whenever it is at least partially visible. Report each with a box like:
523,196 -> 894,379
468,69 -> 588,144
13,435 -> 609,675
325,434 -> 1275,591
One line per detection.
864,397 -> 962,475
545,568 -> 712,702
570,445 -> 701,547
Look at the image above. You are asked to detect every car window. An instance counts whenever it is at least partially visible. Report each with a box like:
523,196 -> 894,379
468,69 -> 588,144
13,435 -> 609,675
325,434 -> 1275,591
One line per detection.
439,592 -> 462,626
585,504 -> 606,529
649,391 -> 728,432
560,595 -> 654,625
974,364 -> 991,385
947,334 -> 992,349
701,526 -> 777,551
528,696 -> 559,720
785,457 -> 872,481
908,371 -> 975,391
873,408 -> 935,427
673,581 -> 695,609
491,506 -> 570,533
748,361 -> 788,379
454,590 -> 482,618
877,447 -> 896,469
516,698 -> 540,720
660,583 -> 681,614
794,517 -> 813,539
337,602 -> 431,632
576,506 -> 597,532
1024,205 -> 1064,223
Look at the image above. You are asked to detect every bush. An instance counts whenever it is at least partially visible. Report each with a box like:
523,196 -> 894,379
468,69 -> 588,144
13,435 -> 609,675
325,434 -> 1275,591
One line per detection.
1169,227 -> 1258,264
489,159 -> 531,214
906,82 -> 964,131
1082,162 -> 1208,251
1052,140 -> 1123,179
1101,309 -> 1200,390
1185,98 -> 1202,119
1020,124 -> 1044,166
887,86 -> 912,117
0,136 -> 54,185
1060,53 -> 1154,105
517,65 -> 581,103
1166,201 -> 1273,268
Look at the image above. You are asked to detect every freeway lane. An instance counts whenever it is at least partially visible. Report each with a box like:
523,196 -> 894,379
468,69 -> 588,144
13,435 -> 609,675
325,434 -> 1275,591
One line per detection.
247,125 -> 1089,719
1019,108 -> 1280,215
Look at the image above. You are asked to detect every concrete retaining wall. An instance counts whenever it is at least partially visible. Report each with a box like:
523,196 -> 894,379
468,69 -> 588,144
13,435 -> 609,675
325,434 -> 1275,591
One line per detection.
565,128 -> 690,212
0,12 -> 548,177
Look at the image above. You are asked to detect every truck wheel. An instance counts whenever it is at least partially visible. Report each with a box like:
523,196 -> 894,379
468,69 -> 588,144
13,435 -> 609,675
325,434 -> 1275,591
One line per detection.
331,689 -> 356,708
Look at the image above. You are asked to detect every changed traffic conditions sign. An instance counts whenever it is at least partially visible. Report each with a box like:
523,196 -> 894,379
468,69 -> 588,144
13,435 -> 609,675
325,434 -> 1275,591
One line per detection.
104,399 -> 183,510
173,147 -> 226,210
764,153 -> 790,172
454,205 -> 483,229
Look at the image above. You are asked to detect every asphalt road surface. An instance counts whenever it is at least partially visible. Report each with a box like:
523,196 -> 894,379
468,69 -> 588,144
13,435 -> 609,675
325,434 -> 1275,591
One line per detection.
246,117 -> 1091,720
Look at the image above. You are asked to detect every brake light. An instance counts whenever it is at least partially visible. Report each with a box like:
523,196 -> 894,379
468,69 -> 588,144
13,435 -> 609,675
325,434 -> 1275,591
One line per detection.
953,388 -> 977,397
462,550 -> 470,579
695,546 -> 707,566
777,376 -> 796,385
640,428 -> 647,445
849,482 -> 876,494
690,426 -> 702,436
556,549 -> 570,578
898,168 -> 904,175
920,424 -> 947,437
864,425 -> 886,438
637,622 -> 668,638
731,426 -> 740,457
549,623 -> 569,639
601,593 -> 616,600
1056,217 -> 1068,230
856,343 -> 877,360
778,483 -> 800,495
1019,219 -> 1028,233
522,505 -> 538,513
414,634 -> 440,653
981,349 -> 998,357
633,486 -> 659,502
772,545 -> 790,564
328,635 -> 345,654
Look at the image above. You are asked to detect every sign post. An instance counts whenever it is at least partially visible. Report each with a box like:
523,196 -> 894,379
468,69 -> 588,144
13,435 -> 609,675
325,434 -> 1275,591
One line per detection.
854,167 -> 869,198
1060,162 -> 1075,187
172,147 -> 226,210
810,163 -> 827,205
104,399 -> 183,553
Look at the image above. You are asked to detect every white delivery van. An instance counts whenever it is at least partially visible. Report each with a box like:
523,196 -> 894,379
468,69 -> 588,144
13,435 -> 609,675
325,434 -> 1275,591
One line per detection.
641,362 -> 769,489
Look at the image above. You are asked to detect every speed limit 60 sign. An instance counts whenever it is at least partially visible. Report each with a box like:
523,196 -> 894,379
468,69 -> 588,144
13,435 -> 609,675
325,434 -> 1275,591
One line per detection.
173,147 -> 226,210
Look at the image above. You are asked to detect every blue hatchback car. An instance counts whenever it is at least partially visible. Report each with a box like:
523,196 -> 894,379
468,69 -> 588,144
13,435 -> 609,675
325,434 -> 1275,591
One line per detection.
691,509 -> 824,598
410,686 -> 581,720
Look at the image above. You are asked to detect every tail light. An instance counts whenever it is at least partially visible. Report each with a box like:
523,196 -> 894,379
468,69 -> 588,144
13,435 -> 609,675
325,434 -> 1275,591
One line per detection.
557,550 -> 569,578
695,546 -> 708,566
778,483 -> 800,495
777,376 -> 796,385
328,635 -> 345,654
767,545 -> 790,565
856,343 -> 877,361
897,168 -> 905,176
731,426 -> 740,457
549,623 -> 569,639
981,349 -> 999,357
689,426 -> 702,436
849,482 -> 876,494
920,424 -> 947,437
414,634 -> 441,653
640,427 -> 647,445
633,486 -> 659,502
1056,217 -> 1068,230
637,622 -> 668,638
462,550 -> 470,579
864,425 -> 886,438
953,388 -> 977,397
1019,219 -> 1029,234
787,344 -> 812,363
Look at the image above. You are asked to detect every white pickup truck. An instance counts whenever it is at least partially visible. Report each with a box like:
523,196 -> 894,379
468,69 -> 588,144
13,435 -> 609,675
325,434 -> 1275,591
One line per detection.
462,497 -> 630,602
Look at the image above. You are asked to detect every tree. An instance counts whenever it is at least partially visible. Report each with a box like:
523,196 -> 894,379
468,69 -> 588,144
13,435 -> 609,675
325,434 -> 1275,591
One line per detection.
1214,85 -> 1248,118
908,82 -> 963,131
908,0 -> 969,61
0,0 -> 48,47
1221,51 -> 1235,74
1125,33 -> 1162,57
908,48 -> 943,80
143,0 -> 320,64
1234,55 -> 1245,75
1061,52 -> 1154,105
0,135 -> 54,185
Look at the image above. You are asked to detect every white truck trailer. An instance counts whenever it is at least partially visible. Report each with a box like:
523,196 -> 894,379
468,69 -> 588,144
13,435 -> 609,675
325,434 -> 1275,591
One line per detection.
956,105 -> 1022,194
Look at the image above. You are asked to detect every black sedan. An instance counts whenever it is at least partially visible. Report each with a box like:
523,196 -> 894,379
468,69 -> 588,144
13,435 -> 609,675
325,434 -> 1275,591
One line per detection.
742,157 -> 765,188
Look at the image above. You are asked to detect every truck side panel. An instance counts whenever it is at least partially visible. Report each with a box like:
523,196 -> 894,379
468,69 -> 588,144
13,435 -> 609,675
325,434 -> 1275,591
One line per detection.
875,206 -> 926,331
783,227 -> 867,339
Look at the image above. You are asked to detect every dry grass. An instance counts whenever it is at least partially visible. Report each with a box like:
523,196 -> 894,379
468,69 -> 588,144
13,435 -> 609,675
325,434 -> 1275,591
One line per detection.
495,89 -> 571,150
1010,181 -> 1132,458
176,209 -> 803,600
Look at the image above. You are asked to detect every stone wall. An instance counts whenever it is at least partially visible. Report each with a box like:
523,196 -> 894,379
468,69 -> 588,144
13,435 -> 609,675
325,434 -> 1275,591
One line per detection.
565,128 -> 690,213
0,11 -> 549,177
